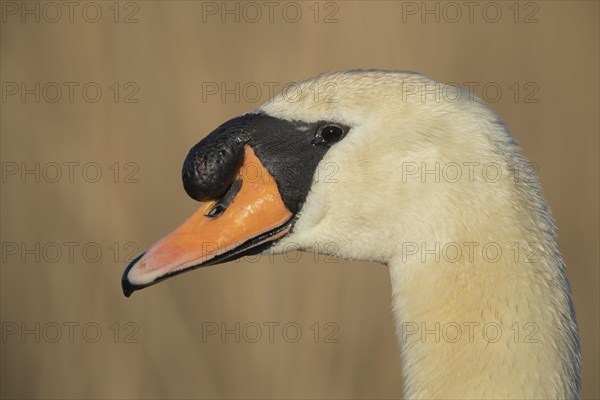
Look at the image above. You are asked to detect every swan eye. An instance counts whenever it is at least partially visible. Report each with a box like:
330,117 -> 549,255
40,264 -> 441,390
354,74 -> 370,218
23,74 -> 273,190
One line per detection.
313,124 -> 347,145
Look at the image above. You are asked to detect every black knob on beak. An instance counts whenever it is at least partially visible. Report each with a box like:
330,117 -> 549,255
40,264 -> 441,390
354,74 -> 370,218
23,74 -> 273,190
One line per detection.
182,129 -> 246,202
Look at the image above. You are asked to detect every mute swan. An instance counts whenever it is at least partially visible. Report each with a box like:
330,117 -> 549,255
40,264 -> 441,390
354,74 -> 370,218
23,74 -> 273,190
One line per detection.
122,70 -> 581,399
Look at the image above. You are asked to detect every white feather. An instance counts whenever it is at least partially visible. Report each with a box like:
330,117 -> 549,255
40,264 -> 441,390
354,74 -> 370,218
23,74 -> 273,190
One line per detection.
259,70 -> 580,399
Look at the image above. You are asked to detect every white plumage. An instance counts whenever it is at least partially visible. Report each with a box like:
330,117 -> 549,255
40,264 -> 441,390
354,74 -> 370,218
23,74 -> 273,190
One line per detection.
260,70 -> 581,399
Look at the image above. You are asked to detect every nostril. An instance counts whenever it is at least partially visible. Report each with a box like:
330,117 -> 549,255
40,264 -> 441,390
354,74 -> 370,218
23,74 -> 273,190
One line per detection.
204,178 -> 242,219
206,204 -> 225,219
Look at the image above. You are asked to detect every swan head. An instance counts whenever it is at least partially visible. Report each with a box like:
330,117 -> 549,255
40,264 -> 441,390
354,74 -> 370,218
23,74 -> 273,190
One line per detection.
122,70 -> 518,295
121,70 -> 581,399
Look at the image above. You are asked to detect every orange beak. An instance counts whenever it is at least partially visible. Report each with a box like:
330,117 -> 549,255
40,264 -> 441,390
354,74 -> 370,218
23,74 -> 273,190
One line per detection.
122,146 -> 293,296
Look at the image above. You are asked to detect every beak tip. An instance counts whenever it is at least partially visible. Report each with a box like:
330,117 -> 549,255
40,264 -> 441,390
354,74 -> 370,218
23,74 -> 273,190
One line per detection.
121,278 -> 135,297
121,269 -> 137,297
121,252 -> 147,298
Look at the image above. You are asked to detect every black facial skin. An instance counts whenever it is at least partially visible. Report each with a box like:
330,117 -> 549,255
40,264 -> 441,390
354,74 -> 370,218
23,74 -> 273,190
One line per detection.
182,112 -> 349,213
122,112 -> 349,297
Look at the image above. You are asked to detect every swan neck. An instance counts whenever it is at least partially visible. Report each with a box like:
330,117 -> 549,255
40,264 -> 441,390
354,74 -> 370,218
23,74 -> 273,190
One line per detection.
387,237 -> 580,399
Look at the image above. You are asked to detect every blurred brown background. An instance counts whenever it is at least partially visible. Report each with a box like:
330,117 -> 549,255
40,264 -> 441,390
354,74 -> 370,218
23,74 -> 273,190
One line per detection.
1,1 -> 598,399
